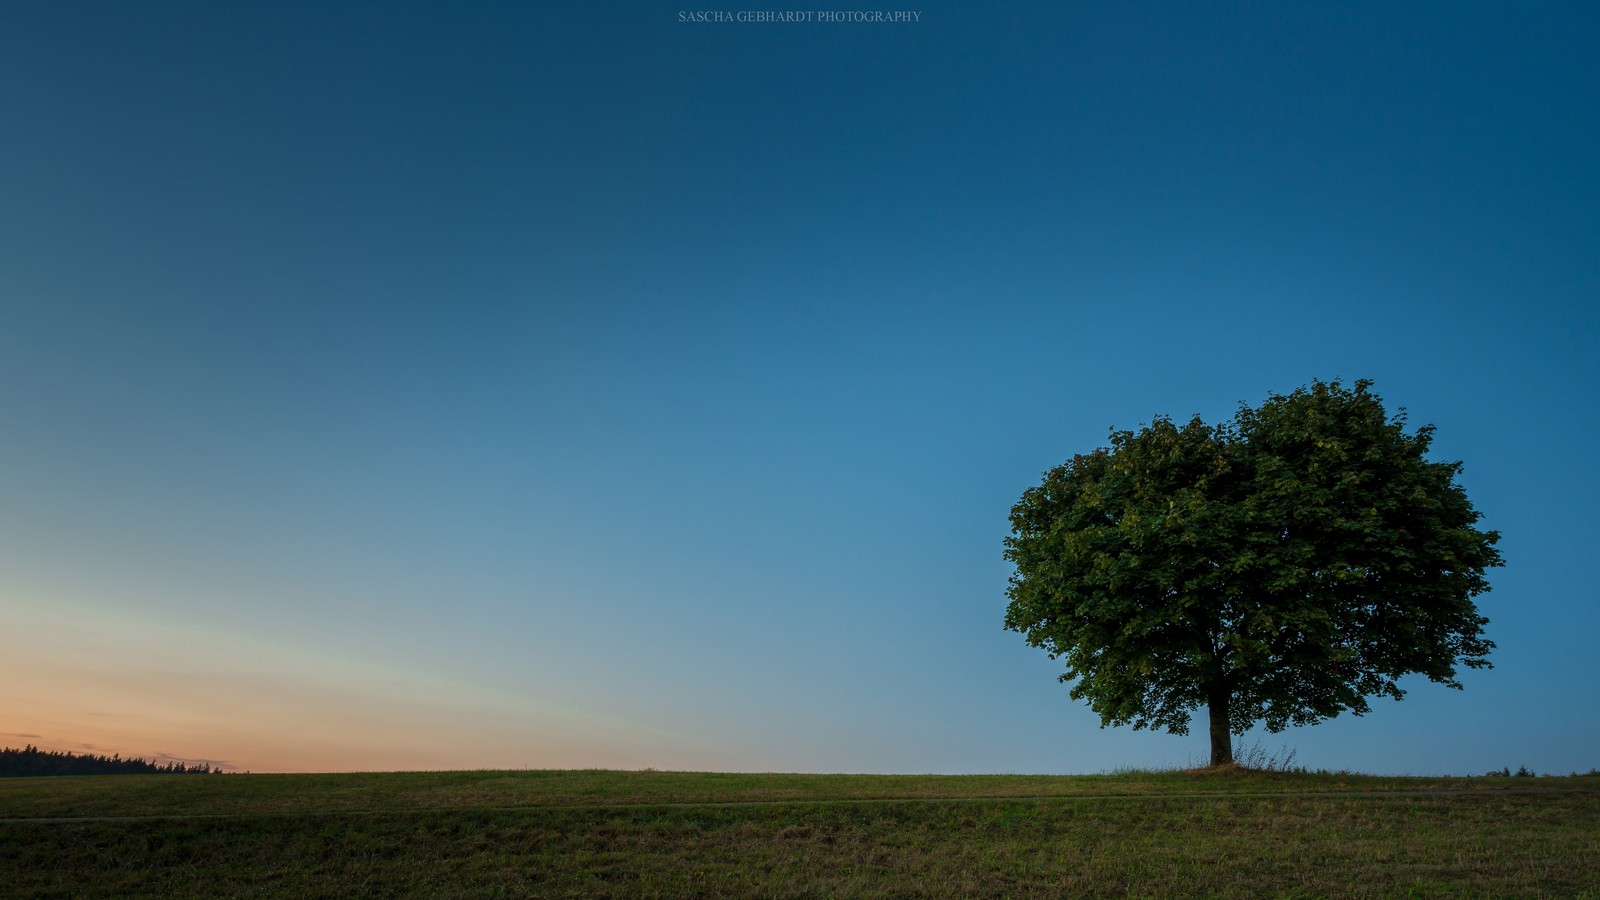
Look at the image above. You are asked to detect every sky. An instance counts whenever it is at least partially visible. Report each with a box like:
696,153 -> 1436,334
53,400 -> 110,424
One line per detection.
1,2 -> 1595,776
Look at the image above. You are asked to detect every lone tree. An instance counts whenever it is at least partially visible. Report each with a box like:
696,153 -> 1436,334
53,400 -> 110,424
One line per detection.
1003,379 -> 1501,767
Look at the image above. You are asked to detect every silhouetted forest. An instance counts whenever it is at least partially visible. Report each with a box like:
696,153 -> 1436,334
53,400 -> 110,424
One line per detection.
0,745 -> 218,776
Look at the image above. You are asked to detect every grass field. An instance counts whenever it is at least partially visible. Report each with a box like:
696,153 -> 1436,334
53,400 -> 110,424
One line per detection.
3,768 -> 1597,897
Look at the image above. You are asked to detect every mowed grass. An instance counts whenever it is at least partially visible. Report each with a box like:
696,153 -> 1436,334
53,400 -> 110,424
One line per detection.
3,769 -> 1597,897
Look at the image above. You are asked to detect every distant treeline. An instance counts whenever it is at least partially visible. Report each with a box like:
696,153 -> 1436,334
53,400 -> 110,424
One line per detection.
0,745 -> 219,777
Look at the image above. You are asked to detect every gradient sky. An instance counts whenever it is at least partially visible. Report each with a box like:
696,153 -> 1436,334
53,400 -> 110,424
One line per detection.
2,2 -> 1596,775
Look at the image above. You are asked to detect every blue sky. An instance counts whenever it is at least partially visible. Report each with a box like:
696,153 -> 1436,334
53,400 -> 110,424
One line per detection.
2,1 -> 1596,774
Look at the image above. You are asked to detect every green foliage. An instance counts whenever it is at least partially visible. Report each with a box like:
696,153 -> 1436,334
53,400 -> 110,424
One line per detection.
1004,379 -> 1501,760
0,745 -> 217,777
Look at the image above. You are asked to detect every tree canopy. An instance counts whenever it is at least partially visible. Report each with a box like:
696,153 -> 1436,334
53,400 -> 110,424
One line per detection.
0,745 -> 218,776
1003,379 -> 1501,766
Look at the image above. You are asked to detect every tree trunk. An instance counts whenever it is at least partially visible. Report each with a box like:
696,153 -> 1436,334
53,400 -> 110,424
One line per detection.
1207,688 -> 1233,767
